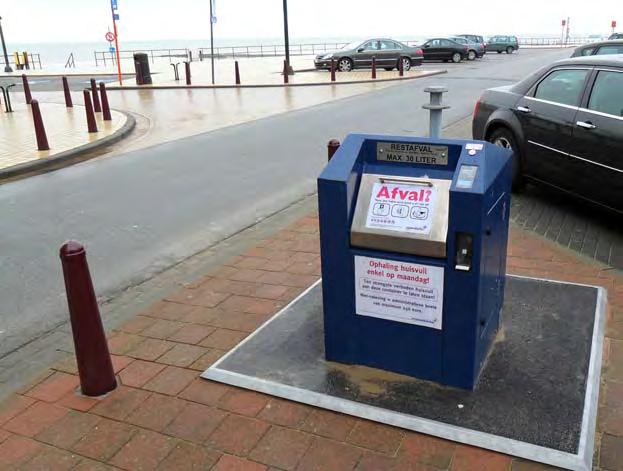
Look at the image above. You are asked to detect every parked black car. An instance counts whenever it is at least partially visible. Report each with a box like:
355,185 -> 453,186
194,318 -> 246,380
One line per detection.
572,40 -> 623,57
314,39 -> 423,72
473,55 -> 623,213
420,38 -> 468,63
609,33 -> 623,40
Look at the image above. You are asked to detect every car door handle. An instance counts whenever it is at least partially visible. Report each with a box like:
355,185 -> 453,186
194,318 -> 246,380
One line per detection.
516,106 -> 531,113
576,121 -> 597,130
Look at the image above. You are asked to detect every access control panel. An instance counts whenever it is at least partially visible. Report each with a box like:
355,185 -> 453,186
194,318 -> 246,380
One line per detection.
317,134 -> 513,390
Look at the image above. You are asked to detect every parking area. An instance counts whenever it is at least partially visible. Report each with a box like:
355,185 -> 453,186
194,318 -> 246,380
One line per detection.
511,185 -> 623,270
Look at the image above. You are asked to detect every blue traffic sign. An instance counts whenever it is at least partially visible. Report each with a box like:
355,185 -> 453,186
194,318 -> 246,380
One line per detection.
111,0 -> 118,9
211,15 -> 217,23
109,47 -> 116,53
113,13 -> 120,20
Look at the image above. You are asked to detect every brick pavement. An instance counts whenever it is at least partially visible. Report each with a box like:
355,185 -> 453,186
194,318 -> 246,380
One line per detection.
0,102 -> 126,171
0,213 -> 621,470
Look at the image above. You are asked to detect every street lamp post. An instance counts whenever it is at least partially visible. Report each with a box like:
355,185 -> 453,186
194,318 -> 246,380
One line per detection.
282,0 -> 293,75
209,0 -> 215,84
0,16 -> 13,73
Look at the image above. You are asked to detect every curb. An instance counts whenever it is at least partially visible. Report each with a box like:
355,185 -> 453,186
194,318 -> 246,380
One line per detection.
2,73 -> 136,78
106,69 -> 447,90
0,111 -> 136,184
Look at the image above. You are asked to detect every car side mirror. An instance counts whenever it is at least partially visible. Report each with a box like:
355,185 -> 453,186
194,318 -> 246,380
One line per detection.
357,48 -> 364,53
424,44 -> 430,48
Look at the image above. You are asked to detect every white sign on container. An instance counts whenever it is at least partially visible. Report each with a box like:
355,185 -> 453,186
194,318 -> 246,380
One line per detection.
354,255 -> 444,330
365,182 -> 437,235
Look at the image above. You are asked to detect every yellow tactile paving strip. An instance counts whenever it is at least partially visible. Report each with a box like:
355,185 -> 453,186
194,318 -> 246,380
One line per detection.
0,102 -> 126,171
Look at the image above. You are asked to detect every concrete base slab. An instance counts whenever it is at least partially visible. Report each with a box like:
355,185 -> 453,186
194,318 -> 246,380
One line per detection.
202,276 -> 606,471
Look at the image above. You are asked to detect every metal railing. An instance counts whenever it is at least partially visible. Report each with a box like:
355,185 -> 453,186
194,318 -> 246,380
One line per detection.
2,53 -> 42,70
94,48 -> 189,67
92,36 -> 606,65
198,42 -> 350,59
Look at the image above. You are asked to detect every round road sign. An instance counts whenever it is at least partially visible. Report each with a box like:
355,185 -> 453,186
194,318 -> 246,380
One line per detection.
105,32 -> 115,42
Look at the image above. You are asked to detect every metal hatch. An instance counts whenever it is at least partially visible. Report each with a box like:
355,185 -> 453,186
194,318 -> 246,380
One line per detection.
350,173 -> 450,258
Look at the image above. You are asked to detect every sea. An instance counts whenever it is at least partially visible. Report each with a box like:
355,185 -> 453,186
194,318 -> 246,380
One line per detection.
7,34 -> 605,71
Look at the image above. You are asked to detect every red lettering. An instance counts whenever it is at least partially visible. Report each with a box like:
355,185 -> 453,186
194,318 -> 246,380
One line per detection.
398,190 -> 409,200
376,186 -> 390,198
425,189 -> 431,203
408,191 -> 418,201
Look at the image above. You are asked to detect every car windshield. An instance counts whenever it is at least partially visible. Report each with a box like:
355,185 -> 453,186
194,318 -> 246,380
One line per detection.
341,41 -> 363,50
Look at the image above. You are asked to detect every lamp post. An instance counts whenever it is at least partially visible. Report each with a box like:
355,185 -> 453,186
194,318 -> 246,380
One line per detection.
0,16 -> 13,73
209,0 -> 215,84
282,0 -> 293,75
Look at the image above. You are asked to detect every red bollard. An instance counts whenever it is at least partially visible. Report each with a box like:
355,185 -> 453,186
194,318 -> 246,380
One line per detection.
185,61 -> 191,85
327,139 -> 340,161
399,57 -> 404,77
62,76 -> 73,107
371,57 -> 377,79
22,74 -> 33,104
90,79 -> 101,112
60,241 -> 117,397
99,82 -> 112,121
83,90 -> 98,133
330,59 -> 336,82
30,100 -> 50,151
235,61 -> 241,85
283,60 -> 289,84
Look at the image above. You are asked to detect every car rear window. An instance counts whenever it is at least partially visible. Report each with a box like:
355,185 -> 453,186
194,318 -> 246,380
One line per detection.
580,47 -> 595,56
534,69 -> 589,107
588,71 -> 623,117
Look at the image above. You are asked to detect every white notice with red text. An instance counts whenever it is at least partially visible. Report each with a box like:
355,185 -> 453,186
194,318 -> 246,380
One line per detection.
354,256 -> 443,329
365,182 -> 437,235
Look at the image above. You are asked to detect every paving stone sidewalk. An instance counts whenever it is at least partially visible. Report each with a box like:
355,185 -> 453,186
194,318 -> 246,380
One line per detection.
0,213 -> 621,470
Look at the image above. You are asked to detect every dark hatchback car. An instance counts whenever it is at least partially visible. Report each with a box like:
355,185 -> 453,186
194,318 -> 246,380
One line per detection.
420,38 -> 468,63
473,55 -> 623,213
572,40 -> 623,57
314,39 -> 423,72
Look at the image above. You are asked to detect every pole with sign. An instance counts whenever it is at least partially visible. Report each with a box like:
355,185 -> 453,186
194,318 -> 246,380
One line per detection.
560,19 -> 566,47
209,0 -> 215,85
613,20 -> 617,35
110,0 -> 122,85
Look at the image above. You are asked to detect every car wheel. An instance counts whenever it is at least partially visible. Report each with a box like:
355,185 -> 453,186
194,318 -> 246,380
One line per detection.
468,50 -> 476,60
497,50 -> 503,54
451,52 -> 462,63
337,57 -> 353,72
400,56 -> 411,71
506,46 -> 514,54
489,128 -> 524,191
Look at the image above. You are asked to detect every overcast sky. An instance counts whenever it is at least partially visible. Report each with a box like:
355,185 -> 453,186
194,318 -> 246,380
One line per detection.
1,0 -> 619,43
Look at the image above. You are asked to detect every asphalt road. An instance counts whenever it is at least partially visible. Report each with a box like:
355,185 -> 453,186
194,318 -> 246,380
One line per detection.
0,49 -> 572,359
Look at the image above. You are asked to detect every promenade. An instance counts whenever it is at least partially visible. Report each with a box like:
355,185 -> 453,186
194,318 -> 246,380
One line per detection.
0,47 -> 621,470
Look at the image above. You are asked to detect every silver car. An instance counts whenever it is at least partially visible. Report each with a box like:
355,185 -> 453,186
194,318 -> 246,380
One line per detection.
450,37 -> 484,60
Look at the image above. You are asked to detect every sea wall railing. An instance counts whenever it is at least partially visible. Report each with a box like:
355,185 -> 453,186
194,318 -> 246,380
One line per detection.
92,36 -> 605,65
